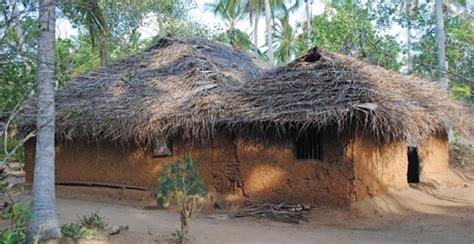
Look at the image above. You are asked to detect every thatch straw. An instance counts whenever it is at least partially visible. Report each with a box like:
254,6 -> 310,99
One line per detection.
22,39 -> 472,146
224,49 -> 474,145
23,37 -> 266,145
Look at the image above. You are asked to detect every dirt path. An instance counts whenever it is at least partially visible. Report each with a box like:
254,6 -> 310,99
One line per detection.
2,169 -> 473,243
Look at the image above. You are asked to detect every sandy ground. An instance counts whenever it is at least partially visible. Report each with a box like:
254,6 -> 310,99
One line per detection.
2,169 -> 473,243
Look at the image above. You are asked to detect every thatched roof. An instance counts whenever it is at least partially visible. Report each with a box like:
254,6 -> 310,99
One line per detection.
39,37 -> 266,144
22,39 -> 472,146
225,48 -> 473,145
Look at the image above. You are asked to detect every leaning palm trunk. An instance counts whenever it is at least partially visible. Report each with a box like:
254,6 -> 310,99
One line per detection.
435,0 -> 448,89
253,14 -> 259,53
26,0 -> 62,242
264,0 -> 273,65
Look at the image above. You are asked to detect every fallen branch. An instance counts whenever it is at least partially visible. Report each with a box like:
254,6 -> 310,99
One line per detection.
228,201 -> 311,224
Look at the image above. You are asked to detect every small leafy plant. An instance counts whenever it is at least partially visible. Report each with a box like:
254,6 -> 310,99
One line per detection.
61,210 -> 108,241
155,156 -> 208,243
79,210 -> 107,230
0,182 -> 31,243
60,222 -> 86,240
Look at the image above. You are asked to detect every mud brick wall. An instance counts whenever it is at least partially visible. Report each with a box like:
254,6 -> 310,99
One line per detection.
235,132 -> 354,206
24,130 -> 449,206
25,132 -> 234,195
419,133 -> 449,176
351,136 -> 408,201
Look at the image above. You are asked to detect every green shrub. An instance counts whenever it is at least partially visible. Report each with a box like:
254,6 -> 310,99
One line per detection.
60,222 -> 86,240
0,203 -> 31,243
154,156 -> 208,243
79,210 -> 107,230
61,211 -> 108,241
0,136 -> 25,163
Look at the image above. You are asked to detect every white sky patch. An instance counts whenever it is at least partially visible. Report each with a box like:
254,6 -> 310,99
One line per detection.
56,18 -> 78,39
137,13 -> 159,39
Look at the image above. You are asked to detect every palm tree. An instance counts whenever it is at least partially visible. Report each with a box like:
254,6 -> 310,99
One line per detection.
247,0 -> 264,53
26,0 -> 62,241
435,0 -> 448,89
208,0 -> 252,50
434,0 -> 467,89
304,0 -> 312,46
399,0 -> 419,74
273,14 -> 299,63
264,0 -> 274,64
59,0 -> 110,66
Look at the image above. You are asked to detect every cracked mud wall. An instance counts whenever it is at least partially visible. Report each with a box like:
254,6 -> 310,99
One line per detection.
25,129 -> 357,206
419,134 -> 449,176
25,132 -> 235,195
351,134 -> 449,201
234,130 -> 355,206
25,131 -> 448,205
352,136 -> 408,201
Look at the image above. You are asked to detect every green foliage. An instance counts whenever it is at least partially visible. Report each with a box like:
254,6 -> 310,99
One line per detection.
0,203 -> 31,243
411,6 -> 473,102
207,0 -> 253,50
273,15 -> 300,64
154,156 -> 207,243
155,156 -> 208,200
60,222 -> 87,240
0,5 -> 38,114
450,141 -> 474,167
79,210 -> 108,230
309,2 -> 402,70
0,136 -> 25,163
61,210 -> 108,241
171,230 -> 185,243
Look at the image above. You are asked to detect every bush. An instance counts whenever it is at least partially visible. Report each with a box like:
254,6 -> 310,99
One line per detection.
61,210 -> 108,241
450,141 -> 474,167
0,203 -> 31,243
79,210 -> 107,230
154,156 -> 208,243
0,136 -> 25,163
60,222 -> 86,240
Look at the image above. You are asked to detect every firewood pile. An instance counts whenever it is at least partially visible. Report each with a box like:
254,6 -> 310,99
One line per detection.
228,201 -> 311,224
0,163 -> 25,177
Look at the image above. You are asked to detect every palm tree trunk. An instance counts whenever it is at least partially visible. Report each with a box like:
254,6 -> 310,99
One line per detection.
406,2 -> 412,74
253,14 -> 259,53
264,0 -> 273,65
27,0 -> 62,242
407,23 -> 412,74
306,0 -> 311,46
435,0 -> 448,89
99,34 -> 109,66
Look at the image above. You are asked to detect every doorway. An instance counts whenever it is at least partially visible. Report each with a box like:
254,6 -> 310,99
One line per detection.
407,147 -> 420,183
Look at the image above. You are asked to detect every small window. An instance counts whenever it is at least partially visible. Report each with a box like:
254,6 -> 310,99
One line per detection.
152,138 -> 172,157
295,132 -> 322,160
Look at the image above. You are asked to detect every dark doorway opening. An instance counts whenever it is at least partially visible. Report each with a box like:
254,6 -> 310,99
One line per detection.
407,147 -> 420,183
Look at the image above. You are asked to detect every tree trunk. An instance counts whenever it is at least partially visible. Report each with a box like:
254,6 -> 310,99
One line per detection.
406,3 -> 412,74
253,14 -> 259,53
264,0 -> 273,65
26,0 -> 62,242
435,0 -> 448,89
99,34 -> 109,66
306,0 -> 311,46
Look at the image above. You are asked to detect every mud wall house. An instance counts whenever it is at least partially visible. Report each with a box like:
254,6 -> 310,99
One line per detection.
23,38 -> 473,206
